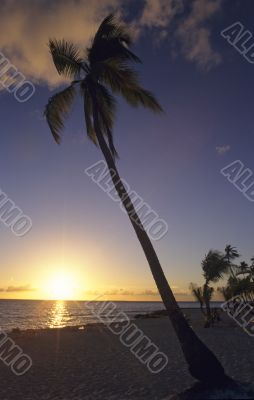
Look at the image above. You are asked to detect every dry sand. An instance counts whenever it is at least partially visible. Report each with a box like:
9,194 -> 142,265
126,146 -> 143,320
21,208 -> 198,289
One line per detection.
0,309 -> 253,400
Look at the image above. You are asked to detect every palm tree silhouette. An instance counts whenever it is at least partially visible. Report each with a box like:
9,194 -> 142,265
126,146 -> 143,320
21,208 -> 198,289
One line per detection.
45,14 -> 228,384
189,283 -> 205,315
224,245 -> 239,278
202,250 -> 228,326
236,261 -> 249,277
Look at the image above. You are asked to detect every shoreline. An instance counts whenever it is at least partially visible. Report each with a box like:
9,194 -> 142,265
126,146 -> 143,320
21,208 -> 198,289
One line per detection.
5,307 -> 225,335
0,309 -> 253,399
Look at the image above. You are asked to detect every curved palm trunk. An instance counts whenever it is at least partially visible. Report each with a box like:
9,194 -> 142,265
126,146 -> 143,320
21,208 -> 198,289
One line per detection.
227,256 -> 236,279
203,283 -> 212,328
92,101 -> 228,384
204,283 -> 211,317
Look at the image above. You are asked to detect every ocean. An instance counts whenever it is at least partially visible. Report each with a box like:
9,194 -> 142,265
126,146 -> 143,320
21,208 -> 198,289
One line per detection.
0,300 -> 222,332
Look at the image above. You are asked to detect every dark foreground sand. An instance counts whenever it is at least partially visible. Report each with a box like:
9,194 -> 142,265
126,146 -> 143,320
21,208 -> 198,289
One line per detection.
0,309 -> 253,400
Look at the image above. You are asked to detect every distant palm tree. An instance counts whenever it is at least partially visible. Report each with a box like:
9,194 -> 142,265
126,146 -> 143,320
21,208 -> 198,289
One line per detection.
202,250 -> 229,283
202,250 -> 228,325
224,245 -> 239,278
45,14 -> 227,383
189,283 -> 205,314
219,254 -> 254,303
236,261 -> 249,277
190,282 -> 216,326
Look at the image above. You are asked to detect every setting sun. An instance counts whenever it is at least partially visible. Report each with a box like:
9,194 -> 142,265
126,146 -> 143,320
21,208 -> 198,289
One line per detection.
48,274 -> 76,300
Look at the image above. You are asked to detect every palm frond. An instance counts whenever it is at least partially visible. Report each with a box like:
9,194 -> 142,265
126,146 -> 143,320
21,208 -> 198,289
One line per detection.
44,85 -> 76,143
93,14 -> 132,46
81,82 -> 97,144
121,86 -> 163,112
88,14 -> 141,65
95,84 -> 118,158
106,128 -> 118,159
202,250 -> 229,283
224,245 -> 240,260
81,79 -> 118,158
49,39 -> 83,79
96,83 -> 116,127
94,58 -> 138,89
96,58 -> 163,113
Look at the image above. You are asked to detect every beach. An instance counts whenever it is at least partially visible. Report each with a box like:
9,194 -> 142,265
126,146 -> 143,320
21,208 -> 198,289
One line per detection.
0,309 -> 253,400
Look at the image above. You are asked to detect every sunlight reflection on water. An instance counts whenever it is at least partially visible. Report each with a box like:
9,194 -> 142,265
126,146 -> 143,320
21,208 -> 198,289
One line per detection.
48,301 -> 69,328
0,300 -> 206,331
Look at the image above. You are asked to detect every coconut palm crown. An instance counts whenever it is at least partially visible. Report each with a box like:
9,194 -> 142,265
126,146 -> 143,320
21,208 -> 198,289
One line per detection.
202,250 -> 229,283
45,14 -> 162,155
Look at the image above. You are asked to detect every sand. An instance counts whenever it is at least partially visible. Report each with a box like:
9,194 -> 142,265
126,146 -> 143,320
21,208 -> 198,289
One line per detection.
0,309 -> 253,400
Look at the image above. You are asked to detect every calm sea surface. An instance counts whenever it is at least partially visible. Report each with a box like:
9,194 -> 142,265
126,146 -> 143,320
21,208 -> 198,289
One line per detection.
0,300 -> 222,332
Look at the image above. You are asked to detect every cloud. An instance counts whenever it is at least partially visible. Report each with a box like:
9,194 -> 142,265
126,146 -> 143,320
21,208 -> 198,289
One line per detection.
0,0 -> 223,90
104,289 -> 135,296
6,284 -> 35,293
175,0 -> 223,69
139,289 -> 159,296
138,0 -> 183,29
173,291 -> 189,297
84,287 -> 188,297
84,289 -> 134,296
135,0 -> 223,68
139,287 -> 189,296
132,0 -> 184,43
216,144 -> 231,155
0,0 -> 121,88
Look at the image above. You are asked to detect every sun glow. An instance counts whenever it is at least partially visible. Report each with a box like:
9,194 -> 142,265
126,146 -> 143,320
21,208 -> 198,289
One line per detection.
48,274 -> 76,300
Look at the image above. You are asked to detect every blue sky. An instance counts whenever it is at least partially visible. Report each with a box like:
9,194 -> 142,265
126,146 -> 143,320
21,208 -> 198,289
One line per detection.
0,0 -> 253,300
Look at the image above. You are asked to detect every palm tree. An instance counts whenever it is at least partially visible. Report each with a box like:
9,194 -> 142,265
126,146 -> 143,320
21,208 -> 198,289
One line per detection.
236,261 -> 249,277
189,283 -> 205,315
202,250 -> 229,283
45,14 -> 228,384
190,282 -> 216,327
224,245 -> 239,277
202,250 -> 228,325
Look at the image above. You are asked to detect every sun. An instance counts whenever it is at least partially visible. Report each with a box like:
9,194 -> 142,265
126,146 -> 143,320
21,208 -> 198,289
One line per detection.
49,274 -> 76,300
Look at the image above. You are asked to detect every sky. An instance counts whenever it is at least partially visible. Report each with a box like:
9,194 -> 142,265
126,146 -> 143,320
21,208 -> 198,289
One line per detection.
0,0 -> 254,301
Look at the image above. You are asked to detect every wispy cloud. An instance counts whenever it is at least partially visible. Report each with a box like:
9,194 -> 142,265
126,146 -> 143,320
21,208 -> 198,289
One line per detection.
216,144 -> 231,155
138,0 -> 183,29
6,284 -> 35,293
139,289 -> 159,296
85,289 -> 134,296
85,287 -> 188,297
175,0 -> 223,70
